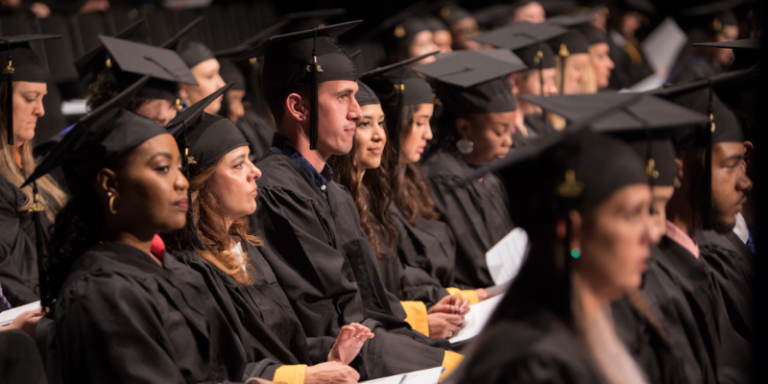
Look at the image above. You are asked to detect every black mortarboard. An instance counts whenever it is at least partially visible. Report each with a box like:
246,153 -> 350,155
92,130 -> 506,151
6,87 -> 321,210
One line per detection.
439,4 -> 474,26
211,20 -> 290,59
471,21 -> 568,51
218,59 -> 245,91
548,29 -> 589,56
361,52 -> 438,165
521,93 -> 709,132
235,21 -> 360,150
355,80 -> 380,107
174,36 -> 215,69
166,82 -> 240,250
546,8 -> 599,28
424,15 -> 449,32
472,5 -> 514,30
433,77 -> 517,116
679,1 -> 740,24
693,38 -> 758,50
413,49 -> 527,87
623,137 -> 677,186
284,8 -> 348,33
576,24 -> 609,46
357,2 -> 429,43
97,35 -> 198,102
74,17 -> 149,80
694,38 -> 759,70
0,34 -> 61,145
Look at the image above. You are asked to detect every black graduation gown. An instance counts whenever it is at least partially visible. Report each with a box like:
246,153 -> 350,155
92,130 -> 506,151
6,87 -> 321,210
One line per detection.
175,241 -> 336,367
454,311 -> 610,384
252,152 -> 451,380
0,173 -> 49,307
421,151 -> 514,289
371,204 -> 452,308
611,251 -> 689,384
54,243 -> 284,384
236,109 -> 274,162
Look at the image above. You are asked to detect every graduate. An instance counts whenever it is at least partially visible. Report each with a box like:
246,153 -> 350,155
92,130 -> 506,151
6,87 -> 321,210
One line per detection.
578,24 -> 615,91
0,35 -> 68,309
438,4 -> 483,51
238,22 -> 462,380
328,78 -> 473,340
380,16 -> 439,66
548,29 -> 594,95
664,88 -> 753,383
452,128 -> 652,384
173,36 -> 227,113
164,86 -> 371,384
606,0 -> 656,88
31,78 -> 278,384
425,15 -> 453,54
415,50 -> 523,289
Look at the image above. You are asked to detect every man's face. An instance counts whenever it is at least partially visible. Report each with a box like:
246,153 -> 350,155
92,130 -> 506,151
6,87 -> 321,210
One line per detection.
316,80 -> 361,157
711,142 -> 752,232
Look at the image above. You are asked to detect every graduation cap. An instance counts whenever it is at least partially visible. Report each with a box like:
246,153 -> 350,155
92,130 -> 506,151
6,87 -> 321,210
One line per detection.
423,15 -> 449,32
74,17 -> 149,80
546,8 -> 599,28
546,29 -> 589,94
211,19 -> 290,59
284,8 -> 348,33
415,49 -> 522,115
360,51 -> 438,166
438,3 -> 474,26
472,5 -> 514,30
693,38 -> 758,50
470,21 -> 568,51
0,34 -> 61,145
235,21 -> 361,150
695,38 -> 758,70
576,24 -> 609,46
166,82 -> 243,250
355,81 -> 380,107
356,2 -> 429,44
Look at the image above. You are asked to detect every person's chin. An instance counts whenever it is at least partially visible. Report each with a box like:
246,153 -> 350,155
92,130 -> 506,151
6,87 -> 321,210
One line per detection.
714,217 -> 736,234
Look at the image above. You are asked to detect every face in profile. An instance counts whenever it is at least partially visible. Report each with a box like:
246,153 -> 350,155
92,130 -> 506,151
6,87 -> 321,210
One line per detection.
209,146 -> 262,220
575,184 -> 652,299
12,81 -> 47,145
560,53 -> 591,95
134,99 -> 178,127
433,30 -> 453,54
400,103 -> 434,164
408,31 -> 439,65
450,17 -> 482,51
354,104 -> 386,170
457,111 -> 516,164
588,43 -> 614,89
316,80 -> 362,157
182,58 -> 226,114
711,142 -> 752,233
225,89 -> 246,124
106,133 -> 189,234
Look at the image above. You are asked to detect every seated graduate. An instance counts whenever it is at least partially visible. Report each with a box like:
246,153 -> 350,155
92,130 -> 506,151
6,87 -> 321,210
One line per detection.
664,88 -> 752,383
173,35 -> 227,113
328,78 -> 472,340
239,22 -> 462,380
453,129 -> 652,384
33,79 -> 278,384
604,0 -> 655,89
424,16 -> 453,54
578,24 -> 615,91
549,29 -> 593,96
0,35 -> 67,309
78,19 -> 198,126
414,51 -> 522,289
164,85 -> 371,384
378,15 -> 439,66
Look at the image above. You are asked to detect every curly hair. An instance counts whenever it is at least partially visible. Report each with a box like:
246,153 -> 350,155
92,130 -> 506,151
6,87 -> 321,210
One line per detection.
86,70 -> 151,112
164,160 -> 260,284
383,104 -> 439,224
329,134 -> 399,261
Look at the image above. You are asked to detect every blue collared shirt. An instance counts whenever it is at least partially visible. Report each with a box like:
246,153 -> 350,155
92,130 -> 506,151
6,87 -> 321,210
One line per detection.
269,133 -> 334,199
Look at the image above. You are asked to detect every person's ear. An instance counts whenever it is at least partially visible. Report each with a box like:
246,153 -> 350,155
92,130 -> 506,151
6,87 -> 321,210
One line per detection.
94,168 -> 119,215
508,73 -> 520,95
743,140 -> 754,166
674,157 -> 684,189
455,117 -> 472,139
285,93 -> 308,123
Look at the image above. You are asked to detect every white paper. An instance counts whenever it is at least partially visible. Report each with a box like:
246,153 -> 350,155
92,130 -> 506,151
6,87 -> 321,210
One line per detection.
0,301 -> 41,326
449,295 -> 504,344
360,366 -> 445,384
641,17 -> 687,74
629,73 -> 666,92
485,227 -> 528,286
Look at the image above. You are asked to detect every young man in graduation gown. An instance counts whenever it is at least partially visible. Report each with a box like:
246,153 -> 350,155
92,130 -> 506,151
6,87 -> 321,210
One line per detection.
239,22 -> 461,381
665,94 -> 752,384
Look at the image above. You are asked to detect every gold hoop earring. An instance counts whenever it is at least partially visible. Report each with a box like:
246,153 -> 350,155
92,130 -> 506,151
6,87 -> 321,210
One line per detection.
108,193 -> 118,215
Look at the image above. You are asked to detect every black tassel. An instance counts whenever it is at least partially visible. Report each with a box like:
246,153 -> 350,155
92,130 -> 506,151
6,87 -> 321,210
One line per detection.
4,44 -> 13,146
309,29 -> 319,150
182,122 -> 205,250
30,182 -> 49,308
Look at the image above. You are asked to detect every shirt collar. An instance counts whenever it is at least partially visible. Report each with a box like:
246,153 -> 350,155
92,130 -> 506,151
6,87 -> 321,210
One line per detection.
269,133 -> 334,195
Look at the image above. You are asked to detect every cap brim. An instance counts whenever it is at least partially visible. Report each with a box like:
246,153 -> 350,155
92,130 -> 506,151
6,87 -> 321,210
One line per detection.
693,38 -> 759,50
414,49 -> 527,88
361,50 -> 439,78
471,21 -> 568,50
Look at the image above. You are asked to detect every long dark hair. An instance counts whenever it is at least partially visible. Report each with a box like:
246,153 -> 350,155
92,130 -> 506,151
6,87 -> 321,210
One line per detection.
425,106 -> 465,159
329,132 -> 399,261
384,104 -> 439,224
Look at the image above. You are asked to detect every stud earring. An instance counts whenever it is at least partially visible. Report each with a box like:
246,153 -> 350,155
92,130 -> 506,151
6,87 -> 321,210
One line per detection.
570,247 -> 581,259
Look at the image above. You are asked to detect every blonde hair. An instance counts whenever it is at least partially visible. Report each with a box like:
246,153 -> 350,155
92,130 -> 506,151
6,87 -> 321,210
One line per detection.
549,56 -> 598,131
0,82 -> 67,221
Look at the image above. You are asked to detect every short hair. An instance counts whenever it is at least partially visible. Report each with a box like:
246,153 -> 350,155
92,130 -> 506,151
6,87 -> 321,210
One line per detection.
267,84 -> 310,128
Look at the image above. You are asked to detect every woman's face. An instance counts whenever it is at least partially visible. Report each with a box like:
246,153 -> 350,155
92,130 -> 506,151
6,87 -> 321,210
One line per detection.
400,103 -> 434,163
649,186 -> 674,244
181,58 -> 226,114
450,17 -> 482,51
409,31 -> 439,65
354,104 -> 386,170
210,146 -> 262,222
713,25 -> 739,67
575,184 -> 652,299
12,81 -> 46,146
515,68 -> 558,98
562,53 -> 591,94
588,43 -> 614,89
511,2 -> 546,24
225,89 -> 246,124
134,99 -> 177,127
110,134 -> 189,234
458,111 -> 516,164
433,30 -> 453,54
